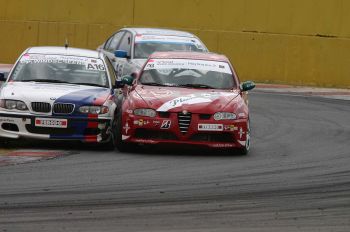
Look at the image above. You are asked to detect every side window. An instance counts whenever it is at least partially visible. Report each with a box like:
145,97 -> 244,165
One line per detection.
105,57 -> 117,86
103,36 -> 114,50
106,32 -> 124,53
117,32 -> 132,56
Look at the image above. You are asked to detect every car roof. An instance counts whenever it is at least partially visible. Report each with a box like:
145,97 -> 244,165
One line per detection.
149,51 -> 229,62
25,46 -> 102,58
122,28 -> 196,37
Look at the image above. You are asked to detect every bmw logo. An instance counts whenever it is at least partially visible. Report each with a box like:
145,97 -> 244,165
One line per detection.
50,97 -> 57,100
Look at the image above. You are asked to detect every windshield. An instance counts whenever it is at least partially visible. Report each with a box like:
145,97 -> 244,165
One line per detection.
140,59 -> 236,89
10,54 -> 109,88
135,43 -> 205,59
134,35 -> 206,59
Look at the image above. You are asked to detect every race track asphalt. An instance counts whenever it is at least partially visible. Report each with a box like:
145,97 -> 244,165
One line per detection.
0,92 -> 349,232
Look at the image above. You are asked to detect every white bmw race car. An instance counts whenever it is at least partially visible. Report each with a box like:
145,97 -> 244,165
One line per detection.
0,46 -> 119,149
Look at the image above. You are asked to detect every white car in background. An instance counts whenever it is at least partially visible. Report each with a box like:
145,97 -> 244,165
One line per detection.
97,28 -> 208,85
0,46 -> 119,149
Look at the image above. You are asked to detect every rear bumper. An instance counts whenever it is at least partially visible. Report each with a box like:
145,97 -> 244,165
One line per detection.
0,112 -> 113,143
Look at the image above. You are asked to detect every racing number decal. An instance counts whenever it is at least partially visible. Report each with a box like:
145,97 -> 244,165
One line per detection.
146,63 -> 155,69
160,120 -> 171,129
87,63 -> 105,71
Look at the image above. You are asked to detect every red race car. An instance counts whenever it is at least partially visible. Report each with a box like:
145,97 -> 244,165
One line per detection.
115,52 -> 255,154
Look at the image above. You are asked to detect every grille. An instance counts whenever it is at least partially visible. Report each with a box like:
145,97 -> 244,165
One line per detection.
199,114 -> 211,120
2,123 -> 19,132
53,103 -> 75,114
31,102 -> 51,113
134,129 -> 177,140
178,112 -> 192,134
158,111 -> 170,118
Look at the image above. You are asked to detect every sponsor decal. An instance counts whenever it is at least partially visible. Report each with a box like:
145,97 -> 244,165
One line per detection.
133,119 -> 149,126
144,59 -> 232,74
0,118 -> 15,123
135,35 -> 202,48
198,124 -> 223,131
157,92 -> 231,112
238,127 -> 245,139
123,122 -> 130,134
224,125 -> 238,131
160,120 -> 171,129
35,118 -> 67,128
153,120 -> 161,125
122,135 -> 130,140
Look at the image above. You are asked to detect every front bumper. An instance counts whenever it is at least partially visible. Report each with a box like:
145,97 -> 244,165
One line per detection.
121,112 -> 248,148
0,112 -> 113,143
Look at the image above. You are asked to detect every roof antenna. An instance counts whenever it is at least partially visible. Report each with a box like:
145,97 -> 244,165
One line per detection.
64,38 -> 69,49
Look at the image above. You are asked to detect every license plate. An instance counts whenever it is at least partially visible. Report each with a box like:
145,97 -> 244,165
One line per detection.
198,124 -> 223,131
35,118 -> 68,128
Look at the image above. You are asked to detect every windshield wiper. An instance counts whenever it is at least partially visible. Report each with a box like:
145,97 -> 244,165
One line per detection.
178,83 -> 214,89
21,79 -> 69,84
72,83 -> 107,88
141,82 -> 166,86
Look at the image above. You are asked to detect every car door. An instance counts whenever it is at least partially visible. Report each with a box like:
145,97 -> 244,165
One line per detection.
114,31 -> 134,80
100,31 -> 125,69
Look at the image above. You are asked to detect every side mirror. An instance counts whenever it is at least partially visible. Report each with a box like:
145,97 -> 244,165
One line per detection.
240,81 -> 255,92
114,50 -> 128,58
121,75 -> 134,86
0,72 -> 6,82
130,72 -> 139,79
114,80 -> 123,88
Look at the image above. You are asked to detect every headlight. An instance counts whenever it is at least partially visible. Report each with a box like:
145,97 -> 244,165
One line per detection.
16,101 -> 28,110
134,108 -> 156,117
214,112 -> 237,120
0,99 -> 28,111
5,100 -> 17,109
79,106 -> 109,114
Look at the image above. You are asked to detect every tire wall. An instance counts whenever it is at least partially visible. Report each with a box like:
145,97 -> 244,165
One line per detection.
0,0 -> 349,87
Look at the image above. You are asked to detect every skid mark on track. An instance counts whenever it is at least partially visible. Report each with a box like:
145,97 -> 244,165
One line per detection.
0,150 -> 74,167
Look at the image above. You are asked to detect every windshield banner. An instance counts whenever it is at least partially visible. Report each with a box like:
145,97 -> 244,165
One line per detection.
19,54 -> 105,71
144,59 -> 232,74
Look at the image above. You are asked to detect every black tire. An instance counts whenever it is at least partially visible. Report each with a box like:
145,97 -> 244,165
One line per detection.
236,119 -> 251,155
115,111 -> 132,152
103,126 -> 116,151
100,117 -> 117,151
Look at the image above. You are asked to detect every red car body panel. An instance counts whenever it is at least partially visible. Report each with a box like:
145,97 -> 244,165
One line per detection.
119,52 -> 250,149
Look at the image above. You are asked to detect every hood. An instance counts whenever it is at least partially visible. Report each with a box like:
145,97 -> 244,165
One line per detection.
1,82 -> 111,107
133,85 -> 240,114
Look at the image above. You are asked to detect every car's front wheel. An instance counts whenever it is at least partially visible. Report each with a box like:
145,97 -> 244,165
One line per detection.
102,117 -> 117,151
